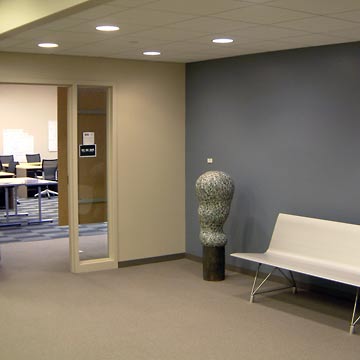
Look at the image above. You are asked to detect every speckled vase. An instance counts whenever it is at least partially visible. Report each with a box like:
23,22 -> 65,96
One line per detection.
195,171 -> 234,281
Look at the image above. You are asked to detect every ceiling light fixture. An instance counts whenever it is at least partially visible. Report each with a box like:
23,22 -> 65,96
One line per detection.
96,25 -> 120,31
212,38 -> 234,44
38,42 -> 59,48
143,51 -> 161,56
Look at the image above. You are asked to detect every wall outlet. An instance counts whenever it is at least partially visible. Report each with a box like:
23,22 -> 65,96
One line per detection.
207,158 -> 213,164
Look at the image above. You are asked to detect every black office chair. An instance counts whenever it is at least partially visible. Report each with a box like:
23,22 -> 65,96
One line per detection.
26,153 -> 41,163
35,159 -> 58,198
26,153 -> 42,177
5,161 -> 20,204
0,155 -> 14,165
6,161 -> 19,174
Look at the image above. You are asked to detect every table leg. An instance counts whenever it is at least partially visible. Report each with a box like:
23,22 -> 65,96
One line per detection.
7,187 -> 28,217
28,185 -> 53,225
0,187 -> 21,227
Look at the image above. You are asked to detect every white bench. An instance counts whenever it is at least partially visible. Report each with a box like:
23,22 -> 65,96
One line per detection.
231,213 -> 360,334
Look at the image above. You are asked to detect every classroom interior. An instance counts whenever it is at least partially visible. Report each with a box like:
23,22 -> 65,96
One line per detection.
1,1 -> 360,359
0,84 -> 108,260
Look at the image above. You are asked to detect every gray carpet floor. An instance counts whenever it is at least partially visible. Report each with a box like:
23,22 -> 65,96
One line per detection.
0,239 -> 360,360
0,197 -> 107,243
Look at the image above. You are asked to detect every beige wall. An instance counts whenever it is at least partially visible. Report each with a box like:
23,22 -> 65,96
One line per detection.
0,84 -> 57,161
0,52 -> 185,261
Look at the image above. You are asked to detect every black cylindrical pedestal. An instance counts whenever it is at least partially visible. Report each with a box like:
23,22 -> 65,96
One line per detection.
203,245 -> 225,281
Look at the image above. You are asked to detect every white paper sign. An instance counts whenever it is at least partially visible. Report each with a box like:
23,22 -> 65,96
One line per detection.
83,132 -> 95,145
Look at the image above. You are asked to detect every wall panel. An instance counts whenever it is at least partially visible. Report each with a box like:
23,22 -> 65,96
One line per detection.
0,52 -> 185,261
186,42 -> 360,285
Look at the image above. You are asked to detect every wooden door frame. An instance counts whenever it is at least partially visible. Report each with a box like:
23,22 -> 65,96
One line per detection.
0,80 -> 118,273
69,83 -> 118,273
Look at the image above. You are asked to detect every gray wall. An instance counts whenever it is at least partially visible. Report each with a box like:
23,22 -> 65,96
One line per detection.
186,42 -> 360,282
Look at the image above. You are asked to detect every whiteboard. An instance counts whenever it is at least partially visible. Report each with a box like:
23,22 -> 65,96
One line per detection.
3,129 -> 34,162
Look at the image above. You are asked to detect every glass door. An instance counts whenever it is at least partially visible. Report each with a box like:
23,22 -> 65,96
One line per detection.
78,86 -> 108,260
69,84 -> 118,273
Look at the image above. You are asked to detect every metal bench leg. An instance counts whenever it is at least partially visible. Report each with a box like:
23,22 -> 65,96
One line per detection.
250,264 -> 261,303
350,288 -> 360,335
278,268 -> 297,294
250,265 -> 298,303
250,264 -> 279,303
289,271 -> 297,294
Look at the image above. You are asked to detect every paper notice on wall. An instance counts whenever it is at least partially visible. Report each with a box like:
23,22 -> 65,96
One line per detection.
48,120 -> 57,152
3,129 -> 34,162
83,132 -> 95,145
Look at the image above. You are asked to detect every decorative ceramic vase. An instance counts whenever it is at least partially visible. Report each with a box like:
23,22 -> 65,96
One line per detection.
195,171 -> 234,281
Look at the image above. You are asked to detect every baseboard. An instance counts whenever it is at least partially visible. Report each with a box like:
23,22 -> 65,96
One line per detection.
184,253 -> 202,263
118,253 -> 185,268
185,253 -> 276,280
118,252 -> 354,300
184,253 -> 355,300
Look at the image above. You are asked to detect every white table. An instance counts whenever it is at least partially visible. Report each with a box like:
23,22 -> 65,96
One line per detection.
16,163 -> 42,198
0,177 -> 57,227
0,171 -> 14,178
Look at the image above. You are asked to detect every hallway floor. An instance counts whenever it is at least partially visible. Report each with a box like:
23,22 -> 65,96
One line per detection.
0,239 -> 359,360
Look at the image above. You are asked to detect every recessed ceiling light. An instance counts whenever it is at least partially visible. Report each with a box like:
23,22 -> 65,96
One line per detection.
96,25 -> 120,32
38,42 -> 59,48
143,51 -> 161,56
212,38 -> 234,44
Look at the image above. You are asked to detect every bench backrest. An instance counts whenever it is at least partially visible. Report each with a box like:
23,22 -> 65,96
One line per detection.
269,213 -> 360,268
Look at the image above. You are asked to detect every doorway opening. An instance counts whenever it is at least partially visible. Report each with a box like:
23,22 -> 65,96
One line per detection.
0,84 -> 65,243
0,83 -> 115,272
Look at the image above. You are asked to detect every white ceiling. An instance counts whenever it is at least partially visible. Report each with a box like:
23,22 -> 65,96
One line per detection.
2,0 -> 360,63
